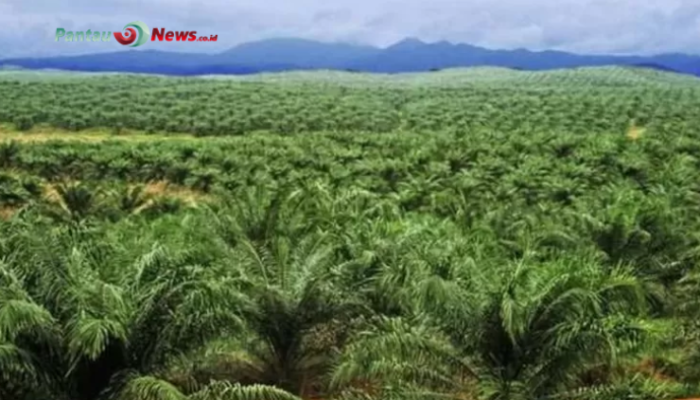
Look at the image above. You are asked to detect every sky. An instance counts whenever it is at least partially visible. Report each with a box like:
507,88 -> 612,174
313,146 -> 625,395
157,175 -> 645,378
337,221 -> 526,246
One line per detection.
1,0 -> 699,58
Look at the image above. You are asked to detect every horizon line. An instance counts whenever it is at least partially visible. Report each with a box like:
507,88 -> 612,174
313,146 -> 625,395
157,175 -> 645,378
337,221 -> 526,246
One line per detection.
2,36 -> 699,61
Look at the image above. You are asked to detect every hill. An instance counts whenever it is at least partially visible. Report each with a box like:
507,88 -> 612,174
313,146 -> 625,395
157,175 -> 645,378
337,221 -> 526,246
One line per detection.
1,38 -> 699,76
220,38 -> 380,69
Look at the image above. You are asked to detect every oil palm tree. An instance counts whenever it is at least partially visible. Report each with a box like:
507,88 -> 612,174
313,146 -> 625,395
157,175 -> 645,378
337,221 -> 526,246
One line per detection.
0,260 -> 62,400
43,182 -> 103,222
333,257 -> 650,400
120,378 -> 302,400
115,184 -> 153,215
195,234 -> 366,398
208,185 -> 310,250
0,235 -> 247,400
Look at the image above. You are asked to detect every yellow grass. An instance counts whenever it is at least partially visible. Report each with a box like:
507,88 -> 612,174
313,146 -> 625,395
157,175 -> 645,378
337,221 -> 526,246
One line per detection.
0,206 -> 19,220
626,122 -> 645,141
41,180 -> 212,210
141,180 -> 213,206
42,183 -> 62,203
42,179 -> 84,198
0,123 -> 197,143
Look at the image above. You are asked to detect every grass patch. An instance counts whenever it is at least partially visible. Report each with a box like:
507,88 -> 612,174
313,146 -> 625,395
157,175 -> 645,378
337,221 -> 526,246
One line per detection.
142,180 -> 213,206
0,123 -> 198,143
0,205 -> 20,220
627,122 -> 646,141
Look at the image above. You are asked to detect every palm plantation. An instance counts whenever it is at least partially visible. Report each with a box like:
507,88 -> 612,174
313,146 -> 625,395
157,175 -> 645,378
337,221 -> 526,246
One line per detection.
2,68 -> 700,399
0,192 -> 686,400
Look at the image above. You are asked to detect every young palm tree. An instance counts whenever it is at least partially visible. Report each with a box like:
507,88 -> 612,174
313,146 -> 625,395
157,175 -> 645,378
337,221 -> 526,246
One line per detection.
43,182 -> 103,222
208,185 -> 310,250
194,234 -> 366,399
114,184 -> 153,215
333,257 -> 650,400
0,141 -> 20,168
0,232 -> 247,400
0,260 -> 62,400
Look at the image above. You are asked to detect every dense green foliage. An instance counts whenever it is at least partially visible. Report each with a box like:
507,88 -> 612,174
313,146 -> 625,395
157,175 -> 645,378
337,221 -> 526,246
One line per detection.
1,67 -> 700,400
2,67 -> 700,136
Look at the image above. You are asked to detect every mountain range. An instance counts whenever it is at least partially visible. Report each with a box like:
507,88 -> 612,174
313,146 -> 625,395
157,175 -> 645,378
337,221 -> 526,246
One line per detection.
1,37 -> 699,76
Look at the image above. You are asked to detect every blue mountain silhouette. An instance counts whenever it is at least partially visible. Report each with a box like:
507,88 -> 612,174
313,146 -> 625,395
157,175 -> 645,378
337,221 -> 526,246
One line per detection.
2,38 -> 698,76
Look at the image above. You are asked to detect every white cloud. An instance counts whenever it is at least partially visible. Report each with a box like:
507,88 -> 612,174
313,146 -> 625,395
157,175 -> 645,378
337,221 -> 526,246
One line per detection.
1,0 -> 699,58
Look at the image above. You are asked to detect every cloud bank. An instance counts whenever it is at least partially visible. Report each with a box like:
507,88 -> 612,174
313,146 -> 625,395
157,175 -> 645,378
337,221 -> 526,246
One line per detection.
1,0 -> 699,58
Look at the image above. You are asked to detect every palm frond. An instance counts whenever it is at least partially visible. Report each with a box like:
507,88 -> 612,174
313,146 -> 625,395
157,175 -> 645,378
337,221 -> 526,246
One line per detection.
189,381 -> 301,400
117,375 -> 187,400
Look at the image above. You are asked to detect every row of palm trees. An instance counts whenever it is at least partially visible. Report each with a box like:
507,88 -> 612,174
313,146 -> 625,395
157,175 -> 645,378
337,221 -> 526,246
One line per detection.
2,185 -> 695,400
3,71 -> 700,137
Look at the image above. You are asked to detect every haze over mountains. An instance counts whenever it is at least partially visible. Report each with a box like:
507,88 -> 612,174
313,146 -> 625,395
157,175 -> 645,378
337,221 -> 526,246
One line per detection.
2,37 -> 699,76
